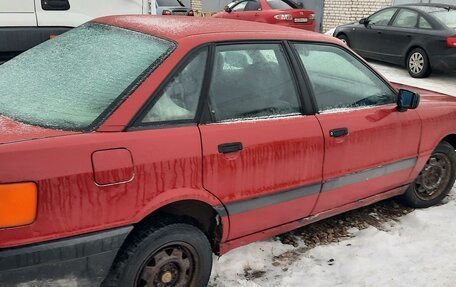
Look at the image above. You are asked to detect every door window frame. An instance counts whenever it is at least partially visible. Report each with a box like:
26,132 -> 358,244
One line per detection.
391,8 -> 420,29
367,7 -> 399,27
288,41 -> 399,114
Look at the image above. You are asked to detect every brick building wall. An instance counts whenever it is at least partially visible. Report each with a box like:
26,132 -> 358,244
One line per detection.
322,0 -> 393,32
191,0 -> 202,13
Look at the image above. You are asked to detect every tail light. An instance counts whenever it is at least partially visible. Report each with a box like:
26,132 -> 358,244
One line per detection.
274,14 -> 293,21
309,13 -> 315,20
188,10 -> 194,16
0,182 -> 37,228
162,10 -> 172,15
447,37 -> 456,48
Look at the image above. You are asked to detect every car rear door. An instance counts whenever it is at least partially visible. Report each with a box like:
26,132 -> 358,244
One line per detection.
379,8 -> 426,63
199,42 -> 324,240
240,0 -> 262,22
292,43 -> 421,213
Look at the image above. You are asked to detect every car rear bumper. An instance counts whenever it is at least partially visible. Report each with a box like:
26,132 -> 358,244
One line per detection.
276,22 -> 316,32
430,52 -> 456,73
0,226 -> 132,287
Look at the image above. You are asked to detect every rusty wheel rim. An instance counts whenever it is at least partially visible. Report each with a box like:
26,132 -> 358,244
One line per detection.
415,153 -> 452,201
136,243 -> 197,287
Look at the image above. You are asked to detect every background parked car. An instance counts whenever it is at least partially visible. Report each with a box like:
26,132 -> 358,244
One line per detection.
213,0 -> 316,32
333,3 -> 456,78
156,0 -> 194,16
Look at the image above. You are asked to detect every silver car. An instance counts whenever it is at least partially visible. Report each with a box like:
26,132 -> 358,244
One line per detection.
156,0 -> 194,16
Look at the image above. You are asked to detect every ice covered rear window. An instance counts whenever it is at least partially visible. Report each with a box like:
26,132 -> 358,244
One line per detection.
0,23 -> 174,131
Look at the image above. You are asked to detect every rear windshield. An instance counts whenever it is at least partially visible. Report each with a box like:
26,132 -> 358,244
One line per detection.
157,0 -> 184,7
414,6 -> 456,29
0,23 -> 174,131
266,0 -> 297,10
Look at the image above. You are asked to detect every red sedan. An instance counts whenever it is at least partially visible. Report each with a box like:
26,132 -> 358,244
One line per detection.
213,0 -> 316,31
0,16 -> 455,287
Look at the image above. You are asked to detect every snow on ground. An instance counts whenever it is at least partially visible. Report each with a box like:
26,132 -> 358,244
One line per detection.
369,61 -> 456,96
210,185 -> 456,287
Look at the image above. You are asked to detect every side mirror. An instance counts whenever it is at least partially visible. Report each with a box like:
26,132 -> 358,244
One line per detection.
224,6 -> 232,13
397,89 -> 420,111
359,18 -> 369,26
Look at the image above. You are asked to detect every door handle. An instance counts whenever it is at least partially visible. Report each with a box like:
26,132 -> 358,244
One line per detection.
218,142 -> 243,154
377,31 -> 382,34
329,128 -> 349,138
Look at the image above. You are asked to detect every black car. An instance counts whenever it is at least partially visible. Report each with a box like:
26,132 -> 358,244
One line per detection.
333,4 -> 456,78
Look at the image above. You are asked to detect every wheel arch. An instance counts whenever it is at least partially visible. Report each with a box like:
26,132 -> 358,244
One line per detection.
131,189 -> 229,255
442,134 -> 456,150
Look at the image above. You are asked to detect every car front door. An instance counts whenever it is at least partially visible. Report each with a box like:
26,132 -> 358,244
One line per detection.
350,8 -> 398,59
199,43 -> 324,240
292,43 -> 421,213
241,0 -> 262,22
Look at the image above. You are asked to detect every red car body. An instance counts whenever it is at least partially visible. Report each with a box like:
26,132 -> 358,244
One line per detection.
213,0 -> 316,32
0,16 -> 455,286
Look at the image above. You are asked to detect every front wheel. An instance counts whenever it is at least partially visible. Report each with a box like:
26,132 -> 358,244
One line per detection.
401,141 -> 456,208
337,34 -> 350,47
103,223 -> 213,287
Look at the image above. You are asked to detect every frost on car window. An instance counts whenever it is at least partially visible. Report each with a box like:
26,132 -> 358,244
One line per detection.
142,49 -> 207,123
294,44 -> 396,112
0,23 -> 174,131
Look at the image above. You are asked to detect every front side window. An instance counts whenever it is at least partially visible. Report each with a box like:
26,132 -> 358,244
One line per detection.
232,1 -> 248,12
245,0 -> 261,11
293,44 -> 396,112
368,8 -> 397,26
392,9 -> 419,28
0,23 -> 174,131
209,44 -> 301,121
141,49 -> 208,124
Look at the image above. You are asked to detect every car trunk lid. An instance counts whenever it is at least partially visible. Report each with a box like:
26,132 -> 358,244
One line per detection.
276,9 -> 315,24
0,116 -> 78,145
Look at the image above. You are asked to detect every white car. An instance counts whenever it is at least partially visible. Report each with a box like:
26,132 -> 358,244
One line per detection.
0,0 -> 157,61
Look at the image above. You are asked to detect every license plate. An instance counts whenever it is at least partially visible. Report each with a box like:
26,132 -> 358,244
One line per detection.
294,18 -> 308,23
173,11 -> 187,15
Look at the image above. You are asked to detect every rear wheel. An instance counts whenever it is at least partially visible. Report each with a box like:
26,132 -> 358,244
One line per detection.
401,141 -> 456,208
406,48 -> 431,78
103,223 -> 213,287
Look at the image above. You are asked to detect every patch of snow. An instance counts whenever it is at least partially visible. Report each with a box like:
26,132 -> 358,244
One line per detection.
211,185 -> 456,286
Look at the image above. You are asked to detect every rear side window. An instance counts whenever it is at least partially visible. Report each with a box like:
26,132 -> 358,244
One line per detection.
141,49 -> 208,124
392,9 -> 419,28
368,8 -> 397,26
0,23 -> 174,131
209,44 -> 301,121
266,0 -> 297,9
419,16 -> 433,29
293,44 -> 396,112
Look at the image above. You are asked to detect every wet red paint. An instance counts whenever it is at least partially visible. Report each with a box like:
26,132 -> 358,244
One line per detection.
0,17 -> 455,261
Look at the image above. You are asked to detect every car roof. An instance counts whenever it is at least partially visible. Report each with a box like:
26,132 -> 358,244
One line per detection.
94,15 -> 333,43
397,3 -> 456,10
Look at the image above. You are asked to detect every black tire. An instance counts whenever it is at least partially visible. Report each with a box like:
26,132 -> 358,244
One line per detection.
337,34 -> 350,47
401,141 -> 456,208
406,48 -> 431,78
103,222 -> 213,287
